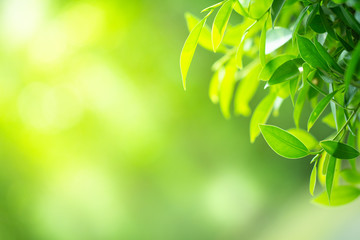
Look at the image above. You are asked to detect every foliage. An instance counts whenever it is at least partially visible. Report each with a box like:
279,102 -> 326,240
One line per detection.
181,0 -> 360,206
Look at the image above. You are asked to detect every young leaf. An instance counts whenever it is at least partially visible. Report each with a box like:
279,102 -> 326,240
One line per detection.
326,156 -> 336,201
271,0 -> 286,28
307,90 -> 339,131
248,0 -> 272,20
181,14 -> 209,90
212,0 -> 234,52
341,169 -> 360,184
259,124 -> 310,159
313,186 -> 360,206
233,1 -> 249,17
310,162 -> 317,196
259,55 -> 295,80
320,140 -> 360,159
265,27 -> 292,54
219,59 -> 237,119
287,128 -> 320,151
185,13 -> 227,53
297,35 -> 330,71
344,43 -> 360,94
268,60 -> 299,85
250,92 -> 277,142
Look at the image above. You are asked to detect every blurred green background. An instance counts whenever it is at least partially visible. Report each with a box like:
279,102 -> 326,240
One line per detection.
0,0 -> 359,239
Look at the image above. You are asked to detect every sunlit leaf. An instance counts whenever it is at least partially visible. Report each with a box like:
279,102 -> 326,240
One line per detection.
265,27 -> 292,54
259,55 -> 295,81
287,128 -> 320,151
322,113 -> 336,129
297,35 -> 329,71
234,64 -> 261,116
307,90 -> 338,131
313,186 -> 360,206
185,13 -> 227,52
181,14 -> 209,90
326,156 -> 336,200
201,1 -> 224,13
219,59 -> 237,119
209,68 -> 224,104
250,92 -> 276,143
259,124 -> 309,159
289,74 -> 301,105
320,140 -> 360,159
310,162 -> 317,196
248,0 -> 273,20
212,0 -> 234,52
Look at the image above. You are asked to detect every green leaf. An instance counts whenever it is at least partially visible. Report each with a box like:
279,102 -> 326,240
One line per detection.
233,1 -> 249,17
287,128 -> 320,151
305,4 -> 319,31
289,74 -> 301,105
309,15 -> 325,33
265,27 -> 292,54
344,43 -> 360,94
293,63 -> 310,128
180,14 -> 209,90
292,6 -> 309,45
310,162 -> 317,196
271,0 -> 286,28
319,6 -> 336,39
314,39 -> 344,74
259,55 -> 295,80
297,35 -> 330,71
219,59 -> 237,119
320,140 -> 360,159
332,6 -> 360,35
212,0 -> 234,52
248,0 -> 273,20
341,169 -> 360,184
307,90 -> 339,131
234,64 -> 261,116
326,156 -> 336,201
235,20 -> 257,68
268,60 -> 299,85
209,68 -> 223,104
313,186 -> 360,206
259,124 -> 309,159
250,92 -> 276,142
185,13 -> 227,53
260,17 -> 267,66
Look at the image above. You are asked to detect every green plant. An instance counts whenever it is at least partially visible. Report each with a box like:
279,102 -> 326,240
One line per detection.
180,0 -> 360,206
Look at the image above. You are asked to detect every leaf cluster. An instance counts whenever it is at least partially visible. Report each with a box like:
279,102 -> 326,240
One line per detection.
181,0 -> 360,206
